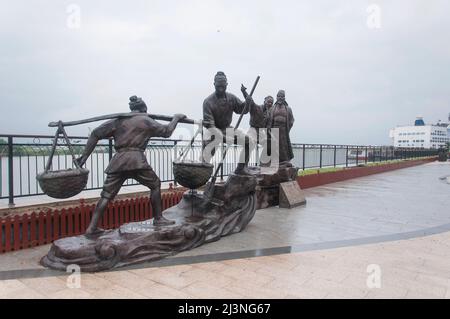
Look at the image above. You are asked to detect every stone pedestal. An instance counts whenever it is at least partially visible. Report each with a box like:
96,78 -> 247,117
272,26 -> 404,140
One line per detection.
254,165 -> 300,209
279,181 -> 307,208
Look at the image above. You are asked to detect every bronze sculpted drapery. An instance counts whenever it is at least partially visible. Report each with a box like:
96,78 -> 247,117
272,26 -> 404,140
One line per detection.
267,90 -> 295,165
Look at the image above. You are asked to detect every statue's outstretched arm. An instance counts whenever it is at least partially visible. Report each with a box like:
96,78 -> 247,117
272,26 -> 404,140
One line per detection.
77,120 -> 116,166
163,114 -> 186,138
151,114 -> 187,138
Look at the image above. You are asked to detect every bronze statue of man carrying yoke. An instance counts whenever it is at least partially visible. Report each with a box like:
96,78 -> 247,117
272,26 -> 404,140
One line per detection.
75,96 -> 186,235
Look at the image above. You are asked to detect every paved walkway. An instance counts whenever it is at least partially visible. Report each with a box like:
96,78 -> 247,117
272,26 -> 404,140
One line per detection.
1,230 -> 450,298
1,161 -> 449,298
169,161 -> 450,260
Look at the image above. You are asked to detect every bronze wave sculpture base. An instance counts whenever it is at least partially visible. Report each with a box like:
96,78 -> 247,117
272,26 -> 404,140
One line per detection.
41,174 -> 257,272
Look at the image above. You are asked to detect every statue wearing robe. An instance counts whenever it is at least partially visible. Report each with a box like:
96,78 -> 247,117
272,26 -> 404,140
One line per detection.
267,98 -> 295,165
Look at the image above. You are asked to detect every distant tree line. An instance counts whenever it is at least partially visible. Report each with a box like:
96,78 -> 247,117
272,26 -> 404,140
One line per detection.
0,138 -> 108,157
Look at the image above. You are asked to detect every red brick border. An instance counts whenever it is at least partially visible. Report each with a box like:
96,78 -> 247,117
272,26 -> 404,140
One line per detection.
297,158 -> 437,189
0,191 -> 185,254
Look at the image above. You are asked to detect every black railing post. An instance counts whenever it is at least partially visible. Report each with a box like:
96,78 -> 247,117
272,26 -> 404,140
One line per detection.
365,147 -> 368,164
319,145 -> 323,169
255,143 -> 260,166
356,146 -> 359,166
8,136 -> 14,207
302,144 -> 306,171
346,146 -> 349,167
108,138 -> 113,162
173,140 -> 178,187
220,143 -> 224,181
333,145 -> 337,167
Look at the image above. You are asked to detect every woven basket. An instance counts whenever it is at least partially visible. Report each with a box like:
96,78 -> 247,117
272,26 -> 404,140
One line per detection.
173,160 -> 213,189
37,122 -> 90,199
37,168 -> 89,199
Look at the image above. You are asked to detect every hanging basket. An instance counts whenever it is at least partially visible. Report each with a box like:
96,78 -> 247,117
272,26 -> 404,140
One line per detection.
37,168 -> 89,199
172,124 -> 213,190
37,122 -> 90,199
173,160 -> 213,189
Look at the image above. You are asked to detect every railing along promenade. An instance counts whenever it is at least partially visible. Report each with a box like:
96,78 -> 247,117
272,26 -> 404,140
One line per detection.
0,134 -> 438,206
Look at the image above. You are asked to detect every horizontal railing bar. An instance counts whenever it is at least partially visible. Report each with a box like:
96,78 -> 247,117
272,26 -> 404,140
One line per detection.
0,134 -> 181,143
1,134 -> 437,149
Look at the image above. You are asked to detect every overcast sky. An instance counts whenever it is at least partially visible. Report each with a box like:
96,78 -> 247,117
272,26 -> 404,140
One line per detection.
1,0 -> 449,145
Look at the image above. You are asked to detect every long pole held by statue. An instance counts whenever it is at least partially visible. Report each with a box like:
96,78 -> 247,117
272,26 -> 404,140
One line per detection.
48,113 -> 198,127
207,75 -> 260,192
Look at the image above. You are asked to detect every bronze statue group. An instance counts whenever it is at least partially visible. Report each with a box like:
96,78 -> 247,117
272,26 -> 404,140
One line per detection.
76,71 -> 295,236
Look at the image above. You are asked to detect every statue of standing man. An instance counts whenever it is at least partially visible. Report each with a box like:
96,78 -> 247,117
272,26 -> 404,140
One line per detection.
266,90 -> 295,166
76,96 -> 186,235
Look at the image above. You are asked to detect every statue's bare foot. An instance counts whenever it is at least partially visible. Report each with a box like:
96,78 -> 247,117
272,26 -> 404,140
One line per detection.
153,216 -> 176,226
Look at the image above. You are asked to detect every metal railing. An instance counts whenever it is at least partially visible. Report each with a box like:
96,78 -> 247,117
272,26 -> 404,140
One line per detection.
0,134 -> 438,206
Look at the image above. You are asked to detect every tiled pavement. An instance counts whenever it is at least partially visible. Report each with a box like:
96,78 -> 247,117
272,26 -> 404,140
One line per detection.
1,161 -> 450,298
1,230 -> 450,298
